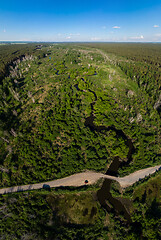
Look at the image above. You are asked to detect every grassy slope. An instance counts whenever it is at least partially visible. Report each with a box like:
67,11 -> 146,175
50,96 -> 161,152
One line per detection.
110,171 -> 161,240
0,185 -> 109,240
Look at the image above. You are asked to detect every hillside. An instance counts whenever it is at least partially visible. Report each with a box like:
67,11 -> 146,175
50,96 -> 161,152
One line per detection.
0,43 -> 160,239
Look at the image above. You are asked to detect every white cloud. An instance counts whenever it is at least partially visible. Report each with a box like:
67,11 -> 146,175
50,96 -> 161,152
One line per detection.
153,25 -> 159,28
69,33 -> 80,36
102,26 -> 106,29
66,36 -> 71,39
112,26 -> 120,29
3,29 -> 6,33
155,33 -> 161,37
130,35 -> 144,40
91,37 -> 101,41
0,39 -> 31,42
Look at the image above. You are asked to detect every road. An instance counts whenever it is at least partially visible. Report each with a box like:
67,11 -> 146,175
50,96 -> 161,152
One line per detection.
0,165 -> 161,195
118,165 -> 161,188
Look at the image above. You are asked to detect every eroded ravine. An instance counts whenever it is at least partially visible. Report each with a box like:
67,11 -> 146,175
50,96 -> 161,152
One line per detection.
84,84 -> 135,171
80,75 -> 135,221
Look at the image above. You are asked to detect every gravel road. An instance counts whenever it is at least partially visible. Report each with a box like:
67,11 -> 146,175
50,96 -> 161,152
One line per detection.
0,165 -> 161,195
118,165 -> 161,188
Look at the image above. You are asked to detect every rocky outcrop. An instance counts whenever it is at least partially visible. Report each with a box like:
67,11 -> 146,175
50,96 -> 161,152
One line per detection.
154,94 -> 161,111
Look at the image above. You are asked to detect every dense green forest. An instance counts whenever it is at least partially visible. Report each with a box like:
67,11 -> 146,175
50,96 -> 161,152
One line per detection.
0,43 -> 50,81
80,43 -> 161,113
0,170 -> 161,239
0,43 -> 160,239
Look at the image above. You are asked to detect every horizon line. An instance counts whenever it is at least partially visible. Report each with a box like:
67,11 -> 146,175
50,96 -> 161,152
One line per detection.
0,40 -> 161,44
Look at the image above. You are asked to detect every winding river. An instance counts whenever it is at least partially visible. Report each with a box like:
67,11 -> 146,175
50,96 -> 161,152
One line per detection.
0,77 -> 159,224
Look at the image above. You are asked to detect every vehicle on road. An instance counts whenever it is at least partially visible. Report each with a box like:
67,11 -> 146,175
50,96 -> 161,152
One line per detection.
43,184 -> 51,190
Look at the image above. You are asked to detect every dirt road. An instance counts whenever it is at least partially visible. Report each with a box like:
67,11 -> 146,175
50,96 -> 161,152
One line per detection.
0,165 -> 160,195
118,165 -> 161,188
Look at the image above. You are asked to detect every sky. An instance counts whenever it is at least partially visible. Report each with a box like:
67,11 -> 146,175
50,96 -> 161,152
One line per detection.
0,0 -> 161,42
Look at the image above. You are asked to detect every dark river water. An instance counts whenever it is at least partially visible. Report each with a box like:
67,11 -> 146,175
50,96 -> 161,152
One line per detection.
75,79 -> 134,221
97,168 -> 131,222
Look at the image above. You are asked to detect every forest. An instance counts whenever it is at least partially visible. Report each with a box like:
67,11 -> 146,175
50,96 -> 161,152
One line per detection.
0,43 -> 160,239
80,43 -> 161,112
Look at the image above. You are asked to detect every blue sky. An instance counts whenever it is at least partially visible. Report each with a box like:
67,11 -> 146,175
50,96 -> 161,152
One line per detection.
0,0 -> 161,42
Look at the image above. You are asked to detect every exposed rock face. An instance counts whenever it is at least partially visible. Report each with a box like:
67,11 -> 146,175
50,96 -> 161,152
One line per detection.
136,113 -> 142,123
0,166 -> 9,173
109,74 -> 112,81
154,94 -> 161,110
127,90 -> 135,97
129,117 -> 135,123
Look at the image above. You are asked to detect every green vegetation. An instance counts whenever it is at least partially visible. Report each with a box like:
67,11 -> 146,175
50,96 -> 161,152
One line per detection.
0,189 -> 109,240
0,43 -> 50,82
1,172 -> 161,240
80,42 -> 161,113
0,44 -> 160,186
0,43 -> 160,239
108,172 -> 161,240
47,192 -> 99,224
